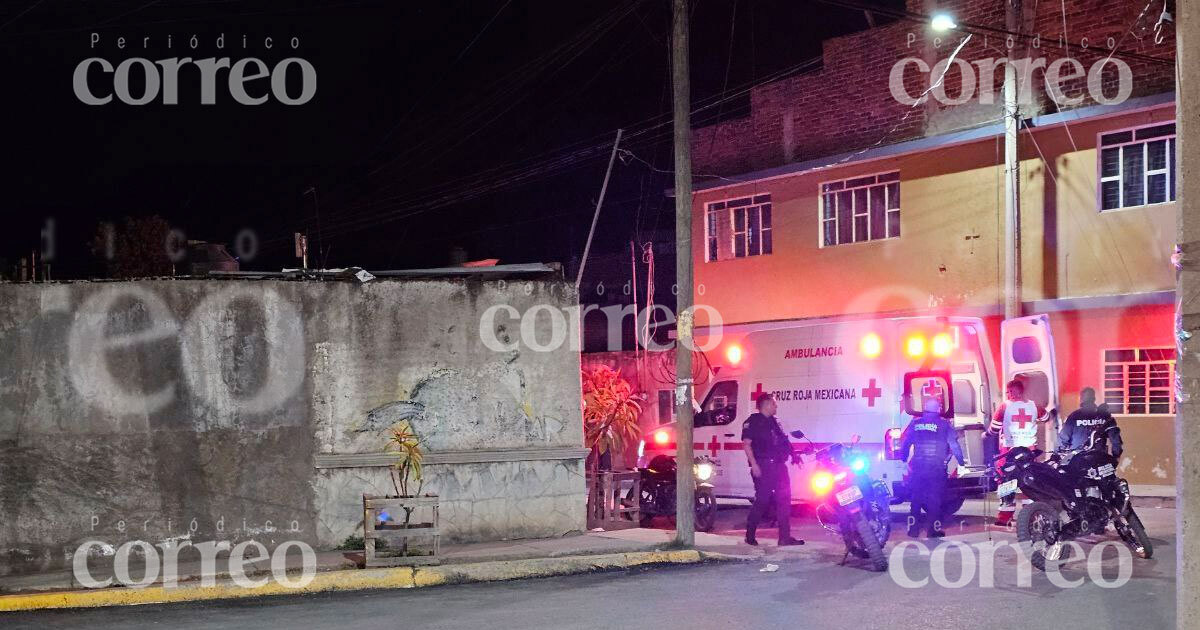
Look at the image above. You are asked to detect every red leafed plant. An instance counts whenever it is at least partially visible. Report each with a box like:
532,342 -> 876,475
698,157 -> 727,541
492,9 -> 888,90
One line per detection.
581,365 -> 642,463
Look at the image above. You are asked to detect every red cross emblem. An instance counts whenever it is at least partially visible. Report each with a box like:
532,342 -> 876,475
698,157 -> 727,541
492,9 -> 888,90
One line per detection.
707,435 -> 721,457
1012,408 -> 1033,429
862,378 -> 882,407
752,383 -> 766,402
922,380 -> 944,402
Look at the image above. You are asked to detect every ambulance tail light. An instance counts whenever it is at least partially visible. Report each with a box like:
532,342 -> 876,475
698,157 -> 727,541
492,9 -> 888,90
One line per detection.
884,428 -> 904,460
725,344 -> 744,366
811,471 -> 835,495
654,430 -> 670,446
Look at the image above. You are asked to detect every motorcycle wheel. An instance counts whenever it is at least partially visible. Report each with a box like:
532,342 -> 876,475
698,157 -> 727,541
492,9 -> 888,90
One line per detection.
695,488 -> 717,533
853,513 -> 888,572
1016,501 -> 1061,572
870,492 -> 893,546
624,485 -> 655,528
1119,509 -> 1153,559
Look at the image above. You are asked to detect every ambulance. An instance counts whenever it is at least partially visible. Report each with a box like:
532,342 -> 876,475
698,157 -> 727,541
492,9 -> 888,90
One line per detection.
639,314 -> 1059,515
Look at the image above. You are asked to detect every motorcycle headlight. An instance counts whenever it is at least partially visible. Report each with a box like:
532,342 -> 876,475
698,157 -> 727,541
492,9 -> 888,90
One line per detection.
695,462 -> 714,481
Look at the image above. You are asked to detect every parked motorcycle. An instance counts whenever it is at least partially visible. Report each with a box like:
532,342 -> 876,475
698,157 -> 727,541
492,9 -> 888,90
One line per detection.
797,430 -> 892,571
996,432 -> 1152,571
627,454 -> 718,532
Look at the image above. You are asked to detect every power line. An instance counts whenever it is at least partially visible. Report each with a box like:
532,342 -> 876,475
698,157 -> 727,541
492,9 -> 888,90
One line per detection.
813,0 -> 1174,67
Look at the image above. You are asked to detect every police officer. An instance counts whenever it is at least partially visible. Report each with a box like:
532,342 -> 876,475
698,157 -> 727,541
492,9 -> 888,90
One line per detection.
899,396 -> 966,538
1059,387 -> 1123,457
742,393 -> 804,547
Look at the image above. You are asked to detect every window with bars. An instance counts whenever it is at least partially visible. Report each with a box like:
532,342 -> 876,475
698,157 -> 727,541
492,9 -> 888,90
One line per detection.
820,172 -> 900,246
1098,123 -> 1176,211
1102,347 -> 1176,415
704,194 -> 772,261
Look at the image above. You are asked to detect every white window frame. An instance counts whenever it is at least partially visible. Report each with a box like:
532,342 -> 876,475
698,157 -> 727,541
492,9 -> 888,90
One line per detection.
1101,347 -> 1176,416
702,194 -> 772,261
818,170 -> 900,247
705,204 -> 720,262
1097,122 -> 1177,212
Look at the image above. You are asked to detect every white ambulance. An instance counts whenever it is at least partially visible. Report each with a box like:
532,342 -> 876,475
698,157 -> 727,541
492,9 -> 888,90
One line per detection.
639,314 -> 1059,514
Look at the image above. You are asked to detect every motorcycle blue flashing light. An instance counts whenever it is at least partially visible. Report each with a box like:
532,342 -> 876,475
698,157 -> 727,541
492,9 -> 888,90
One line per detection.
850,457 -> 868,473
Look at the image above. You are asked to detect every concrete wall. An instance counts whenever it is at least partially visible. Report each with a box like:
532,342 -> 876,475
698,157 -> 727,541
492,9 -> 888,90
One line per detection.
0,277 -> 585,575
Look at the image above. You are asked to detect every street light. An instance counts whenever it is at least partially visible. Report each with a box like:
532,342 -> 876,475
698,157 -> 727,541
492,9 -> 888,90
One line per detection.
930,12 -> 957,32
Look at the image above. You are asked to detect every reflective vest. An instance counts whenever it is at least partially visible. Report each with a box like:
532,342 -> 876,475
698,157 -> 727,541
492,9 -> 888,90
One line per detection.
1000,400 -> 1040,448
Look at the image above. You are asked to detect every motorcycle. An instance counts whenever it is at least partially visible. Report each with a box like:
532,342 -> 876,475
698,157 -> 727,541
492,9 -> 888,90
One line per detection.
995,431 -> 1152,571
796,430 -> 892,571
627,454 -> 718,532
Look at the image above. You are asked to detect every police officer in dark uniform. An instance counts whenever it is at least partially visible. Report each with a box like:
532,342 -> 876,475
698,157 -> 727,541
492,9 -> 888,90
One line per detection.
741,393 -> 804,547
1059,387 -> 1123,457
899,396 -> 966,538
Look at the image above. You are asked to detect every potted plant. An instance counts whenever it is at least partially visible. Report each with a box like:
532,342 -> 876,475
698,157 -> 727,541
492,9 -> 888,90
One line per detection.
362,420 -> 440,566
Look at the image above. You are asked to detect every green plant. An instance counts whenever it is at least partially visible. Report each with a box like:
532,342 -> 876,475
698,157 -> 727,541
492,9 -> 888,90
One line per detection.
582,365 -> 642,466
337,534 -> 386,550
384,421 -> 427,555
386,421 -> 424,498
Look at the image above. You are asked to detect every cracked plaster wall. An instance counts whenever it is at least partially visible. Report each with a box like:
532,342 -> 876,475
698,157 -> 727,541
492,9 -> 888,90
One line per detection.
0,277 -> 584,575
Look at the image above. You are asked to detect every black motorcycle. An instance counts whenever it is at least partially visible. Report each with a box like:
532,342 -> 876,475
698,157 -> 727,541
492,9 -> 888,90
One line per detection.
996,433 -> 1152,570
627,454 -> 718,532
797,430 -> 892,571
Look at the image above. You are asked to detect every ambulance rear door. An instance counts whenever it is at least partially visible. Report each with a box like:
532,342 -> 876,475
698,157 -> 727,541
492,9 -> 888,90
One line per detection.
1000,314 -> 1061,448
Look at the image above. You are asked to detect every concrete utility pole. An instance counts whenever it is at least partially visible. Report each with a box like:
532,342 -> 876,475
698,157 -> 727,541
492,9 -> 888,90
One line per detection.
671,0 -> 695,546
1003,0 -> 1022,320
1176,3 -> 1199,627
575,128 -> 624,290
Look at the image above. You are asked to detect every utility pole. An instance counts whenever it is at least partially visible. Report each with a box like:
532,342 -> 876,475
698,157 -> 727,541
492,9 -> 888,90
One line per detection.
574,128 -> 624,290
671,0 -> 695,546
305,187 -> 325,269
1003,0 -> 1022,320
1175,3 -> 1199,627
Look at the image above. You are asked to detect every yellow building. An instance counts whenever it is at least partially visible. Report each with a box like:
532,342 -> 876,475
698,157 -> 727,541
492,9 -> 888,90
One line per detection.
686,2 -> 1177,486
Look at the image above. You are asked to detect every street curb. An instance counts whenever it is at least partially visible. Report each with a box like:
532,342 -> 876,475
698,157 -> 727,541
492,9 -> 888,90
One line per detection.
0,549 -> 710,612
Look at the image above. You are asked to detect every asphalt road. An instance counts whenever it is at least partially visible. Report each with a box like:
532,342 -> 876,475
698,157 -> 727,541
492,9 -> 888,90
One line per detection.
5,505 -> 1176,630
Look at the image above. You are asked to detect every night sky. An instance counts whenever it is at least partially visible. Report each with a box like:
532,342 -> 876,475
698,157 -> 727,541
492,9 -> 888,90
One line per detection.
0,0 -> 902,280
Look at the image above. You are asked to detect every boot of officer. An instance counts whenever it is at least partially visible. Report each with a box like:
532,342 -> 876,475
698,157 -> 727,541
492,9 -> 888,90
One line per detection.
899,396 -> 966,538
742,393 -> 804,547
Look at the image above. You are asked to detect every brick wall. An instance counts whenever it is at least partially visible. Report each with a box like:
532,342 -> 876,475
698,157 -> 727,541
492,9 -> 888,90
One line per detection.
693,0 -> 1176,177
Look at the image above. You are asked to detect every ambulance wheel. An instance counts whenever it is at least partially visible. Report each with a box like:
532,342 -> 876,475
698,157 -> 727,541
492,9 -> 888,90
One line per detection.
941,496 -> 965,518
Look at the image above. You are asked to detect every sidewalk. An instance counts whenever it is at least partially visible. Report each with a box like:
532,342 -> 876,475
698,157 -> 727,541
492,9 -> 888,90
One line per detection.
0,529 -> 744,612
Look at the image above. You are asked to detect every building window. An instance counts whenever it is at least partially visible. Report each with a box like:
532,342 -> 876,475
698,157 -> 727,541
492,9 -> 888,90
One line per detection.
657,390 -> 675,424
1098,123 -> 1176,211
704,194 -> 772,261
820,172 -> 899,247
1102,347 -> 1176,415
